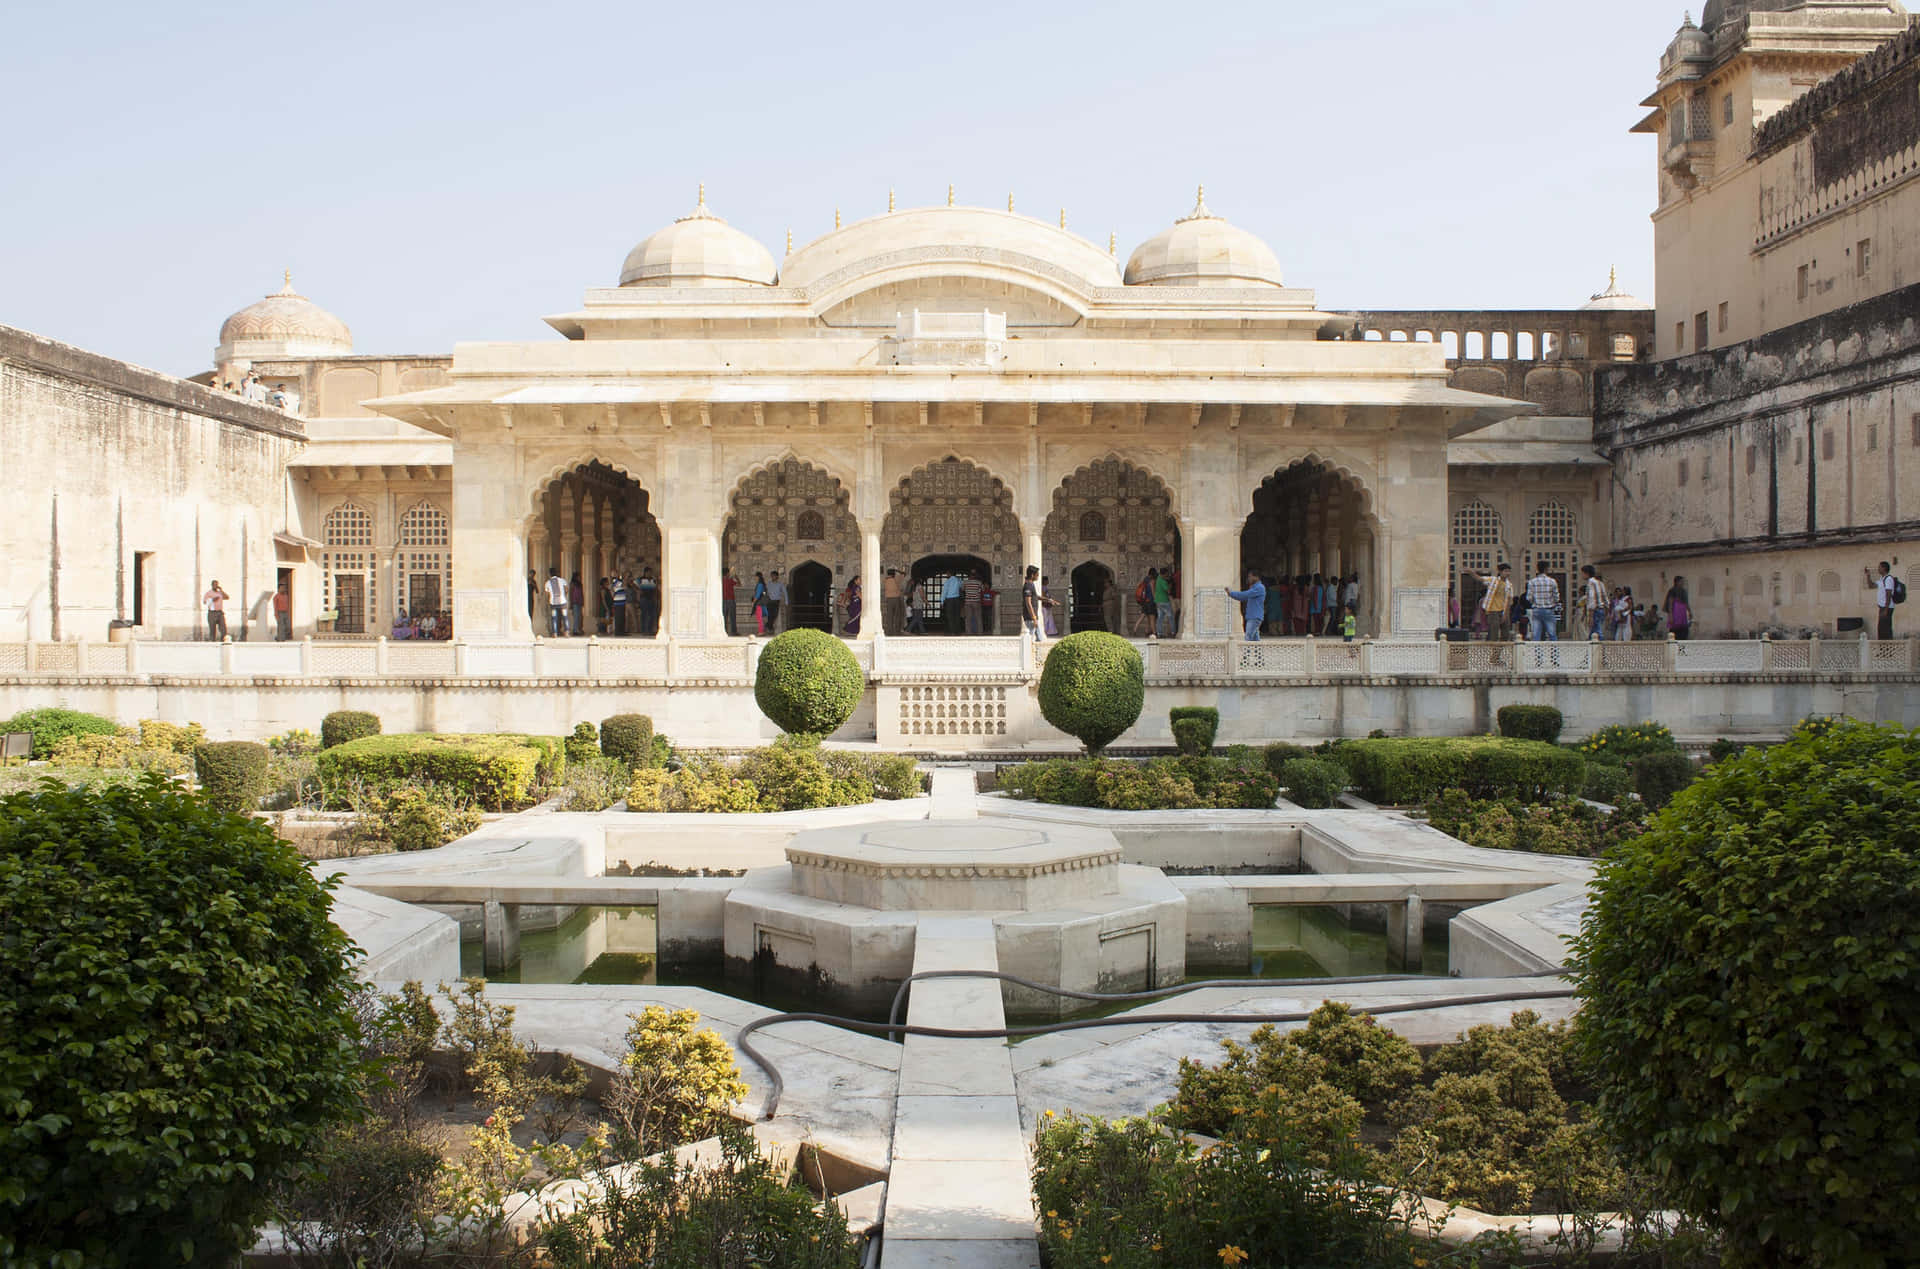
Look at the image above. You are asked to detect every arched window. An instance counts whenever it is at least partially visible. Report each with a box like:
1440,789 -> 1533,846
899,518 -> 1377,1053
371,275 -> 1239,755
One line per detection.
1491,331 -> 1510,359
794,509 -> 825,541
1449,499 -> 1504,616
322,504 -> 374,634
1526,501 -> 1579,599
1078,510 -> 1107,542
396,501 -> 450,619
1464,332 -> 1485,360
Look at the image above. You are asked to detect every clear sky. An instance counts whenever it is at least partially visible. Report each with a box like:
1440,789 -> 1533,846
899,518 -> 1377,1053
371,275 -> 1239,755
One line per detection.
0,0 -> 1690,376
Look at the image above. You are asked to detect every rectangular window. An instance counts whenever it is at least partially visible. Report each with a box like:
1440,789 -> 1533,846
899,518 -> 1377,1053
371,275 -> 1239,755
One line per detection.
1868,424 -> 1878,452
1639,472 -> 1649,497
1703,453 -> 1713,483
1695,312 -> 1710,351
1798,264 -> 1810,301
1822,429 -> 1836,461
1678,458 -> 1690,487
1746,444 -> 1758,475
1717,302 -> 1729,332
1857,238 -> 1872,277
1795,437 -> 1804,465
132,552 -> 153,627
1913,413 -> 1920,447
1723,93 -> 1734,126
1675,321 -> 1686,352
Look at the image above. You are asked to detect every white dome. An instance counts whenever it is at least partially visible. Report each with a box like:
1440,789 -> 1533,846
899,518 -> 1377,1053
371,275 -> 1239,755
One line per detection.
216,274 -> 352,361
777,205 -> 1123,296
619,189 -> 778,288
1580,268 -> 1652,311
1124,188 -> 1284,288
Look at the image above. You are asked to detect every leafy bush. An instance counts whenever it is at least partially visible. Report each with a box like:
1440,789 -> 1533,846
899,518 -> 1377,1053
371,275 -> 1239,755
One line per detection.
1038,631 -> 1146,755
735,735 -> 872,811
1496,704 -> 1564,743
564,754 -> 631,811
564,720 -> 600,765
1631,750 -> 1694,810
137,719 -> 205,755
1279,756 -> 1347,808
600,713 -> 655,765
0,778 -> 364,1267
1262,741 -> 1313,779
998,754 -> 1276,811
47,726 -> 193,776
1332,736 -> 1584,804
1,706 -> 119,758
1572,721 -> 1920,1265
753,628 -> 865,737
365,785 -> 484,851
1706,736 -> 1747,765
315,733 -> 553,811
193,739 -> 269,812
320,709 -> 382,749
626,740 -> 918,814
1574,720 -> 1676,762
1424,788 -> 1646,858
602,1005 -> 749,1160
1581,760 -> 1633,805
1168,706 -> 1220,755
267,727 -> 321,756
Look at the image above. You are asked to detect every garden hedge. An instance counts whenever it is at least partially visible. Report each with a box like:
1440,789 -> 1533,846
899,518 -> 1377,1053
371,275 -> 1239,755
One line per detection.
1330,736 -> 1583,804
1,707 -> 120,759
753,629 -> 865,736
1631,750 -> 1695,810
314,733 -> 553,811
193,740 -> 270,813
600,713 -> 655,765
1495,704 -> 1564,744
320,709 -> 382,750
1573,720 -> 1920,1265
0,778 -> 363,1267
1037,632 -> 1145,755
1278,757 -> 1347,809
1262,741 -> 1314,779
1169,706 -> 1220,755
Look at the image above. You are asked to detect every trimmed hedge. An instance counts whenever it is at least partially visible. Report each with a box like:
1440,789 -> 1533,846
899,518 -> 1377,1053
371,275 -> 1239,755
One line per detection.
600,714 -> 655,765
314,734 -> 554,811
1496,704 -> 1564,744
1262,742 -> 1314,779
1169,707 -> 1220,756
999,755 -> 1277,811
1279,757 -> 1347,809
320,710 -> 381,750
1632,750 -> 1695,810
1331,737 -> 1584,804
194,740 -> 269,813
753,629 -> 865,736
2,707 -> 120,759
1037,632 -> 1145,755
1581,760 -> 1633,805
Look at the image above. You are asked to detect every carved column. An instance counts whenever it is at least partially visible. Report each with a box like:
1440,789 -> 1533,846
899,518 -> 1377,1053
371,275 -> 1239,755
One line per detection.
860,527 -> 882,641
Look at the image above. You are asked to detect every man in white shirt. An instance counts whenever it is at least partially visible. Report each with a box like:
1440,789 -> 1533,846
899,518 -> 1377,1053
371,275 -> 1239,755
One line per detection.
1525,563 -> 1561,643
543,569 -> 568,637
1868,561 -> 1897,638
765,570 -> 787,632
1579,565 -> 1608,640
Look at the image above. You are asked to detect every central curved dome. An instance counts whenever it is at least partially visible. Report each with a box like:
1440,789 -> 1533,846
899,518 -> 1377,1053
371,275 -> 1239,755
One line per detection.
778,206 -> 1123,297
1125,189 -> 1284,288
620,189 -> 778,288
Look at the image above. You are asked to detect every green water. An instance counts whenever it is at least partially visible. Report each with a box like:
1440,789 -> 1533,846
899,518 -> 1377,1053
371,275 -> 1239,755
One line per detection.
1249,905 -> 1450,979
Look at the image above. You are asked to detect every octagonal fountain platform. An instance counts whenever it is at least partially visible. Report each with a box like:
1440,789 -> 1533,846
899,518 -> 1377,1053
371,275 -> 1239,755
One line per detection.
723,819 -> 1187,1017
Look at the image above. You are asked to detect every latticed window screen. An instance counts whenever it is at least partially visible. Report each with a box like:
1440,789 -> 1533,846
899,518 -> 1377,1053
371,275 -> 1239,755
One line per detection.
396,502 -> 449,617
794,509 -> 825,541
1449,500 -> 1504,615
1526,501 -> 1580,606
323,504 -> 374,633
1078,510 -> 1107,542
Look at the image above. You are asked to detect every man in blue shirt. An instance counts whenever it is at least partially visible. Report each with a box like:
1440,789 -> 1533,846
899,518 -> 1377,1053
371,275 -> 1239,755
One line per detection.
1227,570 -> 1267,642
941,572 -> 965,634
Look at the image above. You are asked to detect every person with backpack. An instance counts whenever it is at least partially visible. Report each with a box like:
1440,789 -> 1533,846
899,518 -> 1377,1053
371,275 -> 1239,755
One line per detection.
1134,569 -> 1157,636
1868,561 -> 1903,638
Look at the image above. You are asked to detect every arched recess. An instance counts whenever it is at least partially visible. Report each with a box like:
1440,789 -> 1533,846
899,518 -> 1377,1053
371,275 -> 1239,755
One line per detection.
1042,457 -> 1180,633
395,500 -> 450,620
1239,459 -> 1380,634
1523,500 -> 1581,609
1450,498 -> 1507,618
321,501 -> 375,635
527,460 -> 661,636
883,456 -> 1020,634
723,458 -> 858,637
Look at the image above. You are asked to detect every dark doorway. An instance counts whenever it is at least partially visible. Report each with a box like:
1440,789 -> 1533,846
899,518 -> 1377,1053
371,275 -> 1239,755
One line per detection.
788,560 -> 834,632
910,554 -> 992,636
1069,561 -> 1114,633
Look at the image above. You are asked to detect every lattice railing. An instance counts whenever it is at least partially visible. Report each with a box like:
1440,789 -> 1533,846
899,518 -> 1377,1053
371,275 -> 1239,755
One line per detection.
675,642 -> 752,678
1446,641 -> 1515,673
464,644 -> 537,677
229,643 -> 305,676
1674,640 -> 1765,673
311,644 -> 377,676
883,637 -> 1023,675
1818,641 -> 1864,672
1235,641 -> 1308,676
1516,642 -> 1593,674
1370,642 -> 1445,675
1597,641 -> 1667,674
1154,641 -> 1229,678
137,643 -> 223,675
596,642 -> 668,678
1769,641 -> 1812,671
386,643 -> 456,676
1869,640 -> 1915,672
1313,642 -> 1364,675
85,644 -> 129,674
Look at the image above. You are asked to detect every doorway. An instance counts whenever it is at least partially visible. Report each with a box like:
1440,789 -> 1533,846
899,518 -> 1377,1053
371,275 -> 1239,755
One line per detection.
910,553 -> 992,635
788,561 -> 835,633
275,567 -> 294,641
1069,561 -> 1115,633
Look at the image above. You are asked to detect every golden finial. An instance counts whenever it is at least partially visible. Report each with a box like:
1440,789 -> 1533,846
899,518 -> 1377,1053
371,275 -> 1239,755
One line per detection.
698,182 -> 706,205
786,227 -> 793,254
834,206 -> 842,229
1108,231 -> 1116,256
1059,208 -> 1066,229
888,187 -> 895,213
1609,264 -> 1619,288
948,183 -> 955,207
1197,183 -> 1204,204
281,268 -> 293,293
1008,192 -> 1014,212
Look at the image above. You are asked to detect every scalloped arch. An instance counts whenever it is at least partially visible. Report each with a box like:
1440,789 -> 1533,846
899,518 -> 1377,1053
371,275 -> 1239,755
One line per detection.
521,453 -> 663,532
1241,451 -> 1378,520
723,450 -> 859,508
1049,453 -> 1180,518
887,454 -> 1020,510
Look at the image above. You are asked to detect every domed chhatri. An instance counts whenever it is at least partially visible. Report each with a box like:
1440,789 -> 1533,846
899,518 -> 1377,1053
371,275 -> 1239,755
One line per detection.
1580,267 -> 1652,311
619,186 -> 778,288
216,272 -> 352,362
1124,186 -> 1284,288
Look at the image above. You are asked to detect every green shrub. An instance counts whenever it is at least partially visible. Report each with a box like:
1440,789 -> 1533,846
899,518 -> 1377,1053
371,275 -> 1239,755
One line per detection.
366,785 -> 484,852
1030,758 -> 1103,807
628,763 -> 762,813
320,709 -> 381,750
736,735 -> 871,811
1581,760 -> 1633,805
1332,737 -> 1583,804
1631,750 -> 1695,810
315,734 -> 548,811
1280,757 -> 1347,808
1424,788 -> 1646,858
193,739 -> 270,813
0,778 -> 364,1267
47,727 -> 192,776
1262,741 -> 1313,779
137,719 -> 205,755
753,629 -> 865,736
600,713 -> 655,765
1037,631 -> 1145,755
1496,704 -> 1564,743
1706,736 -> 1747,765
823,749 -> 923,801
1168,706 -> 1220,755
267,727 -> 321,756
1574,720 -> 1676,762
563,754 -> 630,811
1,707 -> 120,759
564,721 -> 599,765
1572,721 -> 1920,1265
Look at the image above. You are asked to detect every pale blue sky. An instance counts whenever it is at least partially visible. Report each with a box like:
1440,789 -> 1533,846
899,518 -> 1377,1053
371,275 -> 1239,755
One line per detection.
0,0 -> 1689,375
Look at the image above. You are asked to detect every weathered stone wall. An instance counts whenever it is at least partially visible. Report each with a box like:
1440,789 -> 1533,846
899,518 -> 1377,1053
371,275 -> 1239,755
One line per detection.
1336,308 -> 1656,414
0,325 -> 306,641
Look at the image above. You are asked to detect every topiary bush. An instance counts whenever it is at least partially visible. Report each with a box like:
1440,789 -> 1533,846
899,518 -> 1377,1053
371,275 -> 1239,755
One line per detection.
193,739 -> 270,813
1037,631 -> 1145,756
600,713 -> 655,765
1279,757 -> 1348,808
563,721 -> 599,765
315,734 -> 550,811
320,709 -> 381,750
1572,720 -> 1920,1265
0,777 -> 364,1267
1631,750 -> 1695,810
1169,706 -> 1220,756
1496,704 -> 1564,744
753,629 -> 865,737
1,706 -> 120,759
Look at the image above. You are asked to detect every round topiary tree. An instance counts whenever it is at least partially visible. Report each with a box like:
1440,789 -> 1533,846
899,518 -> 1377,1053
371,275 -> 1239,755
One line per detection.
193,739 -> 270,813
320,709 -> 381,750
753,629 -> 865,737
0,777 -> 364,1267
1037,632 -> 1145,755
1571,720 -> 1920,1266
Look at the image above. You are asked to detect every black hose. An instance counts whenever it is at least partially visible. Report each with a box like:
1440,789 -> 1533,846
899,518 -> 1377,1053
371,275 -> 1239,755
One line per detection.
741,971 -> 1574,1121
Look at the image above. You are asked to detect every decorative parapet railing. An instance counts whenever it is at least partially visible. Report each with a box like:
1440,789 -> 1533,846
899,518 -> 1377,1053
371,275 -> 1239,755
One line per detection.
1753,141 -> 1920,249
0,635 -> 1913,684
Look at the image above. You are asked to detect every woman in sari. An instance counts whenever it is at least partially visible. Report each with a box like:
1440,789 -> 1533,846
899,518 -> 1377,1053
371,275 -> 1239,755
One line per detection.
843,577 -> 863,636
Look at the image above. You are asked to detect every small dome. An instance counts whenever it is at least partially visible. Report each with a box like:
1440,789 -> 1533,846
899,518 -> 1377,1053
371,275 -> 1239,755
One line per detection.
217,273 -> 352,361
1124,188 -> 1283,288
619,188 -> 778,287
1669,12 -> 1712,58
1581,268 -> 1653,311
